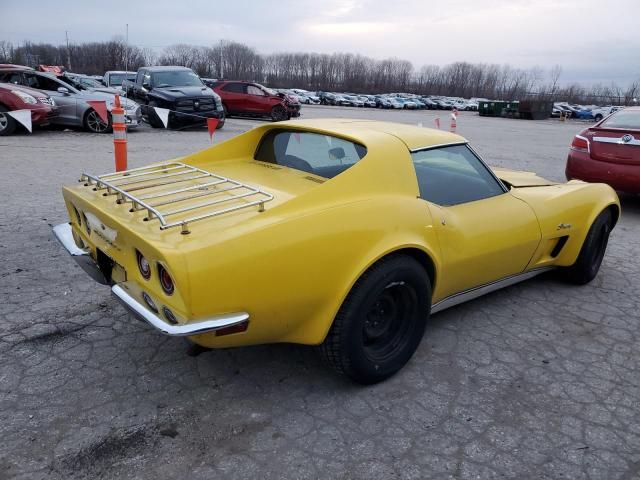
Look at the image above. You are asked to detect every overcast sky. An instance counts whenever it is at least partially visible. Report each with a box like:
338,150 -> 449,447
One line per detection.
2,0 -> 639,85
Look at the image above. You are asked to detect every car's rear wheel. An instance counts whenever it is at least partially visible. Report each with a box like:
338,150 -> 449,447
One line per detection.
594,114 -> 603,122
83,109 -> 111,134
563,209 -> 613,285
0,105 -> 17,136
319,255 -> 430,384
271,105 -> 288,122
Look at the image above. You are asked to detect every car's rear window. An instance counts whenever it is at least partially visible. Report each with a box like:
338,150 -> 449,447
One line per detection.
601,110 -> 640,129
255,129 -> 367,179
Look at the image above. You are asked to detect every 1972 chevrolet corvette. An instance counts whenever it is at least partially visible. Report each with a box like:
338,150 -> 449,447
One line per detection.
53,119 -> 620,384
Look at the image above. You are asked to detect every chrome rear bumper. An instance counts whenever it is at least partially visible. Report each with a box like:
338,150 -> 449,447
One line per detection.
53,222 -> 250,336
52,222 -> 110,284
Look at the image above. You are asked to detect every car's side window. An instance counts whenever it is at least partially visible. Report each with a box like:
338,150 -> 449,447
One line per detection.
247,85 -> 264,96
255,129 -> 367,179
222,83 -> 245,94
0,72 -> 22,84
411,144 -> 505,206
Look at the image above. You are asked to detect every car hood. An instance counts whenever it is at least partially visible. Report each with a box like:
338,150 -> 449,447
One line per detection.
491,167 -> 557,187
151,86 -> 214,100
75,90 -> 139,109
0,83 -> 49,100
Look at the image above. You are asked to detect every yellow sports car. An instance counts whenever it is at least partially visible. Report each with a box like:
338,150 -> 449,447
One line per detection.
53,119 -> 620,384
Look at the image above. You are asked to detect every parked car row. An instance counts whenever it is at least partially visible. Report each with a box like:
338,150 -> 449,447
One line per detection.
0,64 -> 309,135
309,91 -> 481,111
0,64 -> 142,135
552,102 -> 624,121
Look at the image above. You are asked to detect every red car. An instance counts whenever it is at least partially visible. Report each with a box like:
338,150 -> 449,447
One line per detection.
0,82 -> 56,135
566,107 -> 640,193
208,80 -> 300,121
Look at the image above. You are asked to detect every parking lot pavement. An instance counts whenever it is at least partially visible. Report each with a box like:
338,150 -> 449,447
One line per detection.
1,108 -> 639,480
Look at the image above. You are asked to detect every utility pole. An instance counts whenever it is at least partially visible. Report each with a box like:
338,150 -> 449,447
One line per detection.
220,47 -> 223,79
65,31 -> 71,71
124,23 -> 129,72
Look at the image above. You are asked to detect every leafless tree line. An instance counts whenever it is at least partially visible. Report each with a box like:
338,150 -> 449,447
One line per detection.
1,39 -> 638,105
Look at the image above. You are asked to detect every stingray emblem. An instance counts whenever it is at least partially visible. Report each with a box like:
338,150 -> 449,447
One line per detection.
557,223 -> 572,230
621,134 -> 633,143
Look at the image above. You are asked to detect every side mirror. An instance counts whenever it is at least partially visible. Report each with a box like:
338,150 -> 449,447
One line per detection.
142,81 -> 151,91
57,87 -> 70,95
329,147 -> 346,160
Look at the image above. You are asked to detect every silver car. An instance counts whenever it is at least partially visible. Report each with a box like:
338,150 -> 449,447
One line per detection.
0,68 -> 141,133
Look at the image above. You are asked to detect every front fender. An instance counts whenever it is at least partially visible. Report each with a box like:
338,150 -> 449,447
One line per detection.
511,181 -> 620,268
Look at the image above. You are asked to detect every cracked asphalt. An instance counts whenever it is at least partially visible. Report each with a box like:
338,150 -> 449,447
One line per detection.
1,106 -> 639,480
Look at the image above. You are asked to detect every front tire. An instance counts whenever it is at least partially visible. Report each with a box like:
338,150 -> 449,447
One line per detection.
84,109 -> 111,133
319,255 -> 431,384
271,105 -> 288,122
594,114 -> 603,122
563,209 -> 613,285
0,105 -> 17,136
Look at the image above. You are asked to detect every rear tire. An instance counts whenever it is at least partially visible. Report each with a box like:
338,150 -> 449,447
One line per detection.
594,114 -> 603,122
0,105 -> 17,136
319,255 -> 430,384
563,209 -> 613,285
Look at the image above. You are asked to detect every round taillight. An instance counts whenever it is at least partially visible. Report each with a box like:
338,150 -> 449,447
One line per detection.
158,265 -> 174,295
136,250 -> 151,279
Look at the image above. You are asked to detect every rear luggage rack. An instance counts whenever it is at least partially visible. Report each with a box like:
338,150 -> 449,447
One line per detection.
79,162 -> 274,234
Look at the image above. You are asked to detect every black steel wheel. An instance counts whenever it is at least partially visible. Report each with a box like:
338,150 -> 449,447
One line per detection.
319,255 -> 430,384
562,209 -> 613,285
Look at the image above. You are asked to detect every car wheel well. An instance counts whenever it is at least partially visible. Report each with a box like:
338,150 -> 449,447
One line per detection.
377,248 -> 436,292
606,204 -> 620,227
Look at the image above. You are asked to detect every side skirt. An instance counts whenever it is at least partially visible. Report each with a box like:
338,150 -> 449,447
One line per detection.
430,267 -> 554,314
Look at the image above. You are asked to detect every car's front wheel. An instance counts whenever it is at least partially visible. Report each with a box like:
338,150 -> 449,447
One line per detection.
271,105 -> 288,122
0,105 -> 17,136
84,109 -> 111,133
319,255 -> 430,384
594,114 -> 603,122
563,209 -> 613,285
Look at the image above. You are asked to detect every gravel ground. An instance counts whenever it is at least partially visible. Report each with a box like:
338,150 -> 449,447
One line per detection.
1,106 -> 639,480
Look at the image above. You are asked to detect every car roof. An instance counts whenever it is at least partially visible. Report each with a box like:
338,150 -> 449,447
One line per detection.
0,64 -> 33,70
278,118 -> 466,151
143,66 -> 193,72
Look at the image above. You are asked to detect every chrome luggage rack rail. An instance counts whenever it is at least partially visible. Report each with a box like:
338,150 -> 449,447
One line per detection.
79,162 -> 274,234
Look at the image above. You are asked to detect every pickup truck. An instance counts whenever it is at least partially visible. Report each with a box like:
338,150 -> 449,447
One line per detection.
128,66 -> 224,129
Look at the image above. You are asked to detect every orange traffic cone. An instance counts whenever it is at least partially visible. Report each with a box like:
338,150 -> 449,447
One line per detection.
112,95 -> 127,172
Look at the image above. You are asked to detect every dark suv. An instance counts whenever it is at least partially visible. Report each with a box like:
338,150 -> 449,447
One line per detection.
129,66 -> 224,129
207,80 -> 300,121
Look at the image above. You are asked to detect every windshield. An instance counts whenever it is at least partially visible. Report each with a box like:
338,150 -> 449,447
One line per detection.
601,110 -> 640,129
152,70 -> 202,88
109,73 -> 136,86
